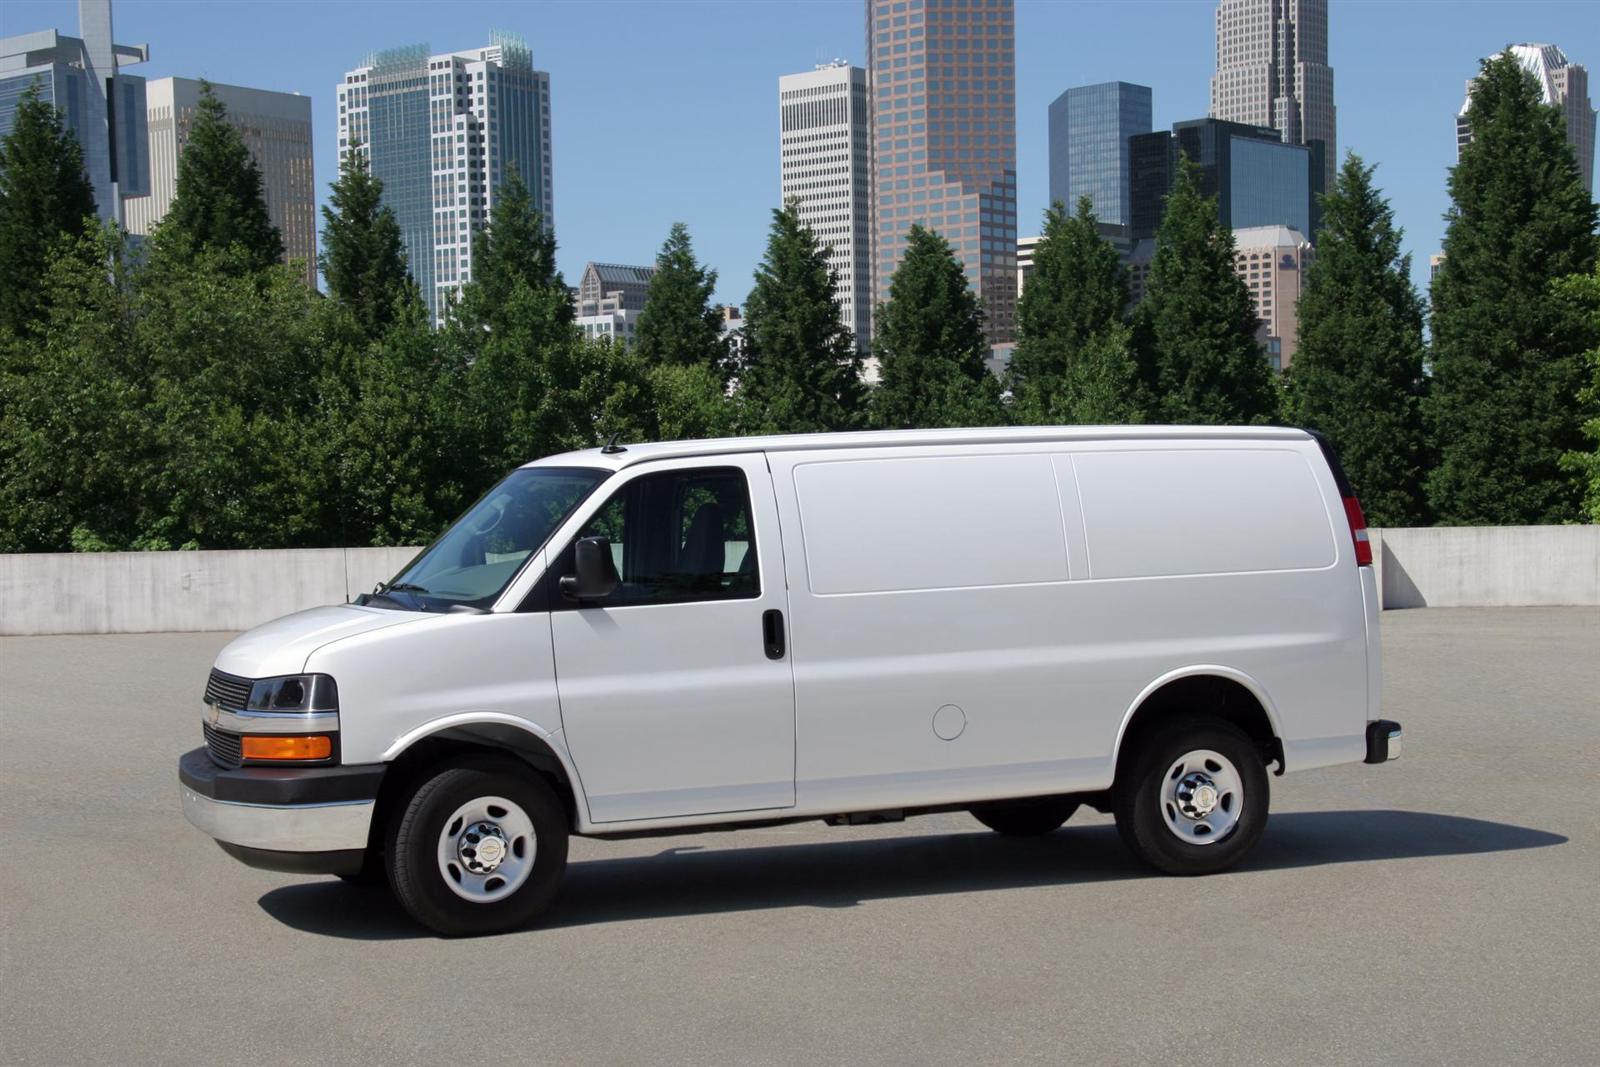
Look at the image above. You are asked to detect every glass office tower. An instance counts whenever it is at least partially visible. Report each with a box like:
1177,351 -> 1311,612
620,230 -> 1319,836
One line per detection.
869,0 -> 1018,345
339,34 -> 553,323
1047,81 -> 1151,226
1129,118 -> 1321,240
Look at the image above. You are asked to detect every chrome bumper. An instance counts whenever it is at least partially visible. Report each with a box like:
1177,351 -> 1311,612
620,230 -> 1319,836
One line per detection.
180,785 -> 374,853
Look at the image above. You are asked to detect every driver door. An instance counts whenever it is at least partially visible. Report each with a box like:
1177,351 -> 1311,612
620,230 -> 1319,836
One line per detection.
549,454 -> 796,823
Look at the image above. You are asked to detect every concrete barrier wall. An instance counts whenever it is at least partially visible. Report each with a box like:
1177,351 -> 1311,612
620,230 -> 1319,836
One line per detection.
0,546 -> 419,635
1371,526 -> 1600,609
2,527 -> 1597,635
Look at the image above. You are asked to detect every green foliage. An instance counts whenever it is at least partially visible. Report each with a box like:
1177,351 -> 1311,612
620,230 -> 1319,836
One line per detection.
634,222 -> 728,371
738,203 -> 864,434
1138,155 -> 1279,425
159,84 -> 284,274
1010,198 -> 1141,424
1287,154 -> 1428,526
1556,266 -> 1600,522
870,224 -> 1004,428
0,81 -> 97,335
1426,51 -> 1600,524
320,147 -> 417,340
0,226 -> 148,551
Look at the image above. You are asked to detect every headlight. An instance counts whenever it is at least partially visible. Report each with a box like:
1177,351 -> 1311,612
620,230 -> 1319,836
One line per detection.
246,674 -> 339,713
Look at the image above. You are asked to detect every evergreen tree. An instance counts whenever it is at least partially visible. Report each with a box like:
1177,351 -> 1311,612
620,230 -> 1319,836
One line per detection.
448,168 -> 631,480
0,81 -> 97,335
870,224 -> 1004,428
1426,50 -> 1599,524
1009,198 -> 1139,422
1287,154 -> 1428,527
161,84 -> 284,272
1138,155 -> 1278,425
1555,265 -> 1600,522
738,203 -> 863,433
320,147 -> 416,339
634,222 -> 727,371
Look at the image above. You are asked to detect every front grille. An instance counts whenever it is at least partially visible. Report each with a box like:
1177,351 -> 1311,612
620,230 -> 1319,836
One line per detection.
204,669 -> 252,711
202,721 -> 243,769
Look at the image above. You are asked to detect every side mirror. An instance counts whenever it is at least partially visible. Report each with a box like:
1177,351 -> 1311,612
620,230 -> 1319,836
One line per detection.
560,536 -> 619,602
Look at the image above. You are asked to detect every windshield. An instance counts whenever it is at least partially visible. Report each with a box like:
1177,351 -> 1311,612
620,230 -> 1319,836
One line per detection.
375,466 -> 609,612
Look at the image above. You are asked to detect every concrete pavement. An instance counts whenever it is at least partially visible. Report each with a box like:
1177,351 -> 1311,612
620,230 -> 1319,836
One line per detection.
2,608 -> 1596,1065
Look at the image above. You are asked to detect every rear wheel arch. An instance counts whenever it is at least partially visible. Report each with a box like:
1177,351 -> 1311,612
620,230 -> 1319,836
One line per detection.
1113,670 -> 1285,787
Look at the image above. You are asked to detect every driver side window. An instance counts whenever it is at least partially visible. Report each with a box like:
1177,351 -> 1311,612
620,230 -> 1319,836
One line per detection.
558,466 -> 759,609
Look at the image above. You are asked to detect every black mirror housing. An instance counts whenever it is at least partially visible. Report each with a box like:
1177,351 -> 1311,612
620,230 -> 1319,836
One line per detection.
561,536 -> 620,601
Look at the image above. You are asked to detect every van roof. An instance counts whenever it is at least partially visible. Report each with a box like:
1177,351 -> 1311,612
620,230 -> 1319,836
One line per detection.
525,425 -> 1314,472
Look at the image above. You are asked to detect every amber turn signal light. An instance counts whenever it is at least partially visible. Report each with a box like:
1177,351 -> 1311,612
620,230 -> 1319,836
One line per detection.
241,735 -> 332,761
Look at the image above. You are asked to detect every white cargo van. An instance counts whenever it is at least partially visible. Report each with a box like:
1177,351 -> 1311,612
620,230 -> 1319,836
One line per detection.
180,426 -> 1401,935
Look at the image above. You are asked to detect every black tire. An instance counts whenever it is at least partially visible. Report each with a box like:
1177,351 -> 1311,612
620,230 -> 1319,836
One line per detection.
969,796 -> 1079,836
1113,717 -> 1269,875
386,758 -> 569,936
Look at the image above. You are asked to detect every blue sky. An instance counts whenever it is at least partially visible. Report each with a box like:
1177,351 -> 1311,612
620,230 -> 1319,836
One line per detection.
5,0 -> 1596,304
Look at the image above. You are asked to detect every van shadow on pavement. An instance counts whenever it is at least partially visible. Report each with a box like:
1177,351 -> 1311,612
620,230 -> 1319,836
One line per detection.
255,809 -> 1565,941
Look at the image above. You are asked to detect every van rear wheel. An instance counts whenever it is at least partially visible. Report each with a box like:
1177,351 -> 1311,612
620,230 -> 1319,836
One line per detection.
1113,717 -> 1268,875
386,758 -> 568,936
969,796 -> 1079,836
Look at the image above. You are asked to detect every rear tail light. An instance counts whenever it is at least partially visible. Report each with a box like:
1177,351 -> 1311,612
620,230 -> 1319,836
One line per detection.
1342,496 -> 1373,567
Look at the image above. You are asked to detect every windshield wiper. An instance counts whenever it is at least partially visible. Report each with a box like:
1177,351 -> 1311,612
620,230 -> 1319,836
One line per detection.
384,582 -> 431,594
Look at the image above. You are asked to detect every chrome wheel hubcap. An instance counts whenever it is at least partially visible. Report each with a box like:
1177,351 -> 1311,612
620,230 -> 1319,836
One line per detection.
1161,749 -> 1243,845
436,796 -> 536,903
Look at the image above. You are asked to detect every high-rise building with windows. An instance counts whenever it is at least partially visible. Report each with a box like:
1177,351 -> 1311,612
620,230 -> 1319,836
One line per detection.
1130,117 -> 1323,241
338,34 -> 553,322
0,0 -> 149,224
869,0 -> 1018,346
1457,43 -> 1594,196
780,61 -> 873,353
1210,0 -> 1335,192
125,78 -> 316,285
1047,81 -> 1151,226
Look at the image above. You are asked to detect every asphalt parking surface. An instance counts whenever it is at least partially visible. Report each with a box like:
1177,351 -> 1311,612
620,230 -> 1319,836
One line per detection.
2,607 -> 1597,1065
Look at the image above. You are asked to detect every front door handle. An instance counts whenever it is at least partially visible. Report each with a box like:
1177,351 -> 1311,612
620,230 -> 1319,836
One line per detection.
762,609 -> 786,660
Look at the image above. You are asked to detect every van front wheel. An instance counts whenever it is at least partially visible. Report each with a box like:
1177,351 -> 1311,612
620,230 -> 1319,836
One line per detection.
386,759 -> 569,936
1113,718 -> 1268,875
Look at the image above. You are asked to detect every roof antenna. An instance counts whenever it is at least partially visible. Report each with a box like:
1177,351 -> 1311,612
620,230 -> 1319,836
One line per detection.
600,431 -> 627,455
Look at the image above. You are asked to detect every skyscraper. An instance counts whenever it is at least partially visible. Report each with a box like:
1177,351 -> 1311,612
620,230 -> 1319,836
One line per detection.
338,34 -> 553,322
1047,81 -> 1151,226
1210,0 -> 1335,192
0,0 -> 149,224
1457,43 -> 1595,196
1130,118 -> 1323,241
780,61 -> 873,352
125,78 -> 316,285
869,0 -> 1018,346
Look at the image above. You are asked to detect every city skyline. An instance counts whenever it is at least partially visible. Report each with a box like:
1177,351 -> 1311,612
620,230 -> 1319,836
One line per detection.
2,0 -> 1595,308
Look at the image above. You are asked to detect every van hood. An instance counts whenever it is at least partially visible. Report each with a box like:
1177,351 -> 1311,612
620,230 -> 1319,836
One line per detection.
213,604 -> 431,679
